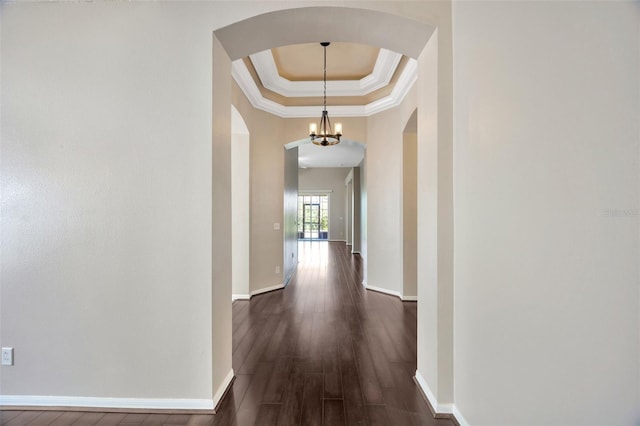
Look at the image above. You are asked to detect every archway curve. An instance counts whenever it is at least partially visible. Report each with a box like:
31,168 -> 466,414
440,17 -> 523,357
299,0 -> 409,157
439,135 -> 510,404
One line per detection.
285,138 -> 366,170
284,137 -> 366,150
214,6 -> 435,60
231,104 -> 249,136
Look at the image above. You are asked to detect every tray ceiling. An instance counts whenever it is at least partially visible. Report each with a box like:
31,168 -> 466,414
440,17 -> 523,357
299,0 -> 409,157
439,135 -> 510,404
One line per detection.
233,41 -> 417,118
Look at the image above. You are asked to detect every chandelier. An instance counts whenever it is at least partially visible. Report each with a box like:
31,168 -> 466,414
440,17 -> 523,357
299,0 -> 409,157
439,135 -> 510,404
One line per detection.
309,42 -> 342,146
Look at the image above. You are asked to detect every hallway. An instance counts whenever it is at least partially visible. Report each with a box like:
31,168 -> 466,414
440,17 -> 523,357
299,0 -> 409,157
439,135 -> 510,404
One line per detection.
0,242 -> 453,426
218,241 -> 453,425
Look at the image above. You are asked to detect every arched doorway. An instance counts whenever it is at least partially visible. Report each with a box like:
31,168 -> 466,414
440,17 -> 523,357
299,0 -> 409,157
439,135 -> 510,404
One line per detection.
211,7 -> 453,416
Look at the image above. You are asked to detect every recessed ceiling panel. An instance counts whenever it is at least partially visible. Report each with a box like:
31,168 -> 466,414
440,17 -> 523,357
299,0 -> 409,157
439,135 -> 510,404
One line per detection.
272,42 -> 379,81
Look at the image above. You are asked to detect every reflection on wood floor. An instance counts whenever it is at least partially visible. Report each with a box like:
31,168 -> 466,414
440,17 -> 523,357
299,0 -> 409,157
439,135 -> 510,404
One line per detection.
1,242 -> 453,426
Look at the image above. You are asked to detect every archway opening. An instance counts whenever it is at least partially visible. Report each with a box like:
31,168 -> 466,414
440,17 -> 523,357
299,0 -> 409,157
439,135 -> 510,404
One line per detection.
212,7 -> 448,415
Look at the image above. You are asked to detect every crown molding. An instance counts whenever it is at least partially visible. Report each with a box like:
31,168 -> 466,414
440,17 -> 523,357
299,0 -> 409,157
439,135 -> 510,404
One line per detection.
232,58 -> 417,118
249,49 -> 402,98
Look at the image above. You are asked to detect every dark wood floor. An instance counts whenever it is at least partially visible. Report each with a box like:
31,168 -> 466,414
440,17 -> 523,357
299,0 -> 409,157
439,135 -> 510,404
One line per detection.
1,241 -> 452,426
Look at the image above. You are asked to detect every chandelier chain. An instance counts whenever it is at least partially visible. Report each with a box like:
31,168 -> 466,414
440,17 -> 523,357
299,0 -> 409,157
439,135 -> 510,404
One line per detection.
323,44 -> 327,110
309,41 -> 341,146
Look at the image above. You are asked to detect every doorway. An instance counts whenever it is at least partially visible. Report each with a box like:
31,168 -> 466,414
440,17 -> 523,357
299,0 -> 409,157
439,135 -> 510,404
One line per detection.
212,5 -> 450,414
298,194 -> 329,240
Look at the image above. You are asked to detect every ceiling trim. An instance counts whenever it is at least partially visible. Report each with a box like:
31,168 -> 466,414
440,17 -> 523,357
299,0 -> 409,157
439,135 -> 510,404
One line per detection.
250,49 -> 402,98
232,58 -> 417,118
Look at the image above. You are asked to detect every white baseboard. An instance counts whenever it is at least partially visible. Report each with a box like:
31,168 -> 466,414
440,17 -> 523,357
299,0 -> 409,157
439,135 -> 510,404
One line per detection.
414,370 -> 453,414
250,283 -> 284,297
362,281 -> 416,302
351,250 -> 360,254
452,405 -> 469,426
212,369 -> 234,413
363,283 -> 402,299
414,370 -> 467,426
232,294 -> 250,301
0,395 -> 214,411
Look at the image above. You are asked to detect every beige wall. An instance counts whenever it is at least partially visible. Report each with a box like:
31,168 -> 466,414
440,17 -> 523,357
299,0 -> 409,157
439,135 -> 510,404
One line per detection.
365,85 -> 418,297
231,107 -> 250,299
299,167 -> 352,241
231,82 -> 286,294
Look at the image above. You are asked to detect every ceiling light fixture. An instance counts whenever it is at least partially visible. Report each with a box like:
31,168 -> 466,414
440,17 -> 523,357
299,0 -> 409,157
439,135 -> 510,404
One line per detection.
309,42 -> 342,146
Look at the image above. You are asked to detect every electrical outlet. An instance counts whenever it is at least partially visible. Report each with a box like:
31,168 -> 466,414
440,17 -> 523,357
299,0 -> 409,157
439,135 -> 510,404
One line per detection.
2,348 -> 14,366
275,266 -> 281,274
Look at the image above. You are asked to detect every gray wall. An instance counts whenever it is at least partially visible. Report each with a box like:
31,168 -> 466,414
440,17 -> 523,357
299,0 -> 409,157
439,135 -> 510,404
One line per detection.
283,148 -> 298,284
351,167 -> 362,254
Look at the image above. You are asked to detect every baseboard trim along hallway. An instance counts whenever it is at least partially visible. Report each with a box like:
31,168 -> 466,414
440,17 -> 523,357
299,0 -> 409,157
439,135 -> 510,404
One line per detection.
212,369 -> 235,413
414,370 -> 468,426
0,395 -> 215,412
362,280 -> 417,302
232,294 -> 250,301
249,283 -> 284,297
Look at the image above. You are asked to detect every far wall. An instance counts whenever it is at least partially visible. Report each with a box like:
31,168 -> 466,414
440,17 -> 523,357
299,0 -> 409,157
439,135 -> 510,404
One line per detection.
299,167 -> 352,241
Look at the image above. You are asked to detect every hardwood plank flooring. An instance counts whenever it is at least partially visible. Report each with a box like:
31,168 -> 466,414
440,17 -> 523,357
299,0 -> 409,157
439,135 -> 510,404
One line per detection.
1,242 -> 452,426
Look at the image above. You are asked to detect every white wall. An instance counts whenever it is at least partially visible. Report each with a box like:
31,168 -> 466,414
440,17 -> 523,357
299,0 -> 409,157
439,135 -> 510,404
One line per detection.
298,167 -> 351,241
452,2 -> 640,424
211,35 -> 234,404
0,2 -> 216,401
0,0 -> 458,416
359,159 -> 368,284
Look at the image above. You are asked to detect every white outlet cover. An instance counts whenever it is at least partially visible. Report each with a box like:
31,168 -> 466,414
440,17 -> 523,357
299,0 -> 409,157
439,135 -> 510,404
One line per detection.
273,223 -> 280,230
2,347 -> 14,366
